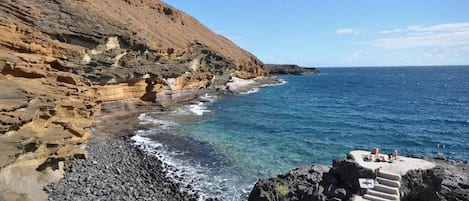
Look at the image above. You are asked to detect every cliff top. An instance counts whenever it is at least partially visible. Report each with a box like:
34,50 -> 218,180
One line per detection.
349,150 -> 435,175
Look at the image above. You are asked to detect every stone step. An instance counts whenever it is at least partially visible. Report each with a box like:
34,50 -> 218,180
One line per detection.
363,194 -> 394,201
352,195 -> 369,201
368,189 -> 400,200
373,184 -> 399,195
377,177 -> 401,188
378,170 -> 401,181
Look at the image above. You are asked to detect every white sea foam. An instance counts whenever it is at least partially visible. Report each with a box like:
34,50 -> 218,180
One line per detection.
131,132 -> 249,201
175,93 -> 216,116
189,102 -> 211,116
132,93 -> 251,200
261,78 -> 287,87
239,87 -> 260,95
200,93 -> 217,102
239,79 -> 287,95
138,113 -> 178,129
131,134 -> 204,198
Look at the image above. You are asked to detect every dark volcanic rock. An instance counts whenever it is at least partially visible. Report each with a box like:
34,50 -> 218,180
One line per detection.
249,156 -> 469,201
248,159 -> 371,201
248,165 -> 330,201
328,159 -> 375,194
46,137 -> 201,201
400,159 -> 469,201
266,64 -> 319,75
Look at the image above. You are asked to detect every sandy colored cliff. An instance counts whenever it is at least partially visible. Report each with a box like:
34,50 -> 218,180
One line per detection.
0,0 -> 267,200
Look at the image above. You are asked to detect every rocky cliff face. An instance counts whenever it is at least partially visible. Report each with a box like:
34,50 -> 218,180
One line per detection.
0,0 -> 267,200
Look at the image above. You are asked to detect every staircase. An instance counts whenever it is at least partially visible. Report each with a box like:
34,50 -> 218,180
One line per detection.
354,170 -> 401,201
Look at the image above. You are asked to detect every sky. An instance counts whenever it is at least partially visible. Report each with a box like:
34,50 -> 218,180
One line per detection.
163,0 -> 469,67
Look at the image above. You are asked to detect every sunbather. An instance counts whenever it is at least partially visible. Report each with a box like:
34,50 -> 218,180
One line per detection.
365,147 -> 380,161
391,149 -> 398,160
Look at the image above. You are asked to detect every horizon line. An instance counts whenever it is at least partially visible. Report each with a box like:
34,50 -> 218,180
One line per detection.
306,64 -> 469,68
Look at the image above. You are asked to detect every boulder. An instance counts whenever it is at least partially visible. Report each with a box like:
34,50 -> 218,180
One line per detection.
401,159 -> 469,201
249,165 -> 330,201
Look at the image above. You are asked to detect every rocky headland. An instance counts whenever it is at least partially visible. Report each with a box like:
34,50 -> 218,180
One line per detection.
0,0 -> 269,200
266,64 -> 319,75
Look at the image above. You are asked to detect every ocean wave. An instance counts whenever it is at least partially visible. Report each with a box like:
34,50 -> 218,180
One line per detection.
239,79 -> 287,95
173,93 -> 216,116
188,102 -> 211,116
138,113 -> 178,129
261,79 -> 288,87
200,93 -> 217,102
239,87 -> 260,95
131,134 -> 251,201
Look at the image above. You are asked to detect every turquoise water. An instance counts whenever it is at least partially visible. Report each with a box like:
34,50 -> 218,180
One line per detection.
134,66 -> 469,200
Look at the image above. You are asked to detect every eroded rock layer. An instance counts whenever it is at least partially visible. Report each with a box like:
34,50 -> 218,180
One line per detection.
0,0 -> 267,200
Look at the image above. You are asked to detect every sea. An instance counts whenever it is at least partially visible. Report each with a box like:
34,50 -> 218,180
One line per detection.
131,66 -> 469,200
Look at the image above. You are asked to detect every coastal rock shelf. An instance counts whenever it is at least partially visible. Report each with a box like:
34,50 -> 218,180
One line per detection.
248,150 -> 469,201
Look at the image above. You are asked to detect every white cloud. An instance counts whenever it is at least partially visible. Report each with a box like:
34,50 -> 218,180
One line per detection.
335,28 -> 362,35
423,46 -> 469,59
367,22 -> 469,49
367,32 -> 469,48
378,29 -> 404,34
407,22 -> 469,32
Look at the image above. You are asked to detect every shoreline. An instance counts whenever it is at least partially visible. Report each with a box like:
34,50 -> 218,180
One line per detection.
45,74 -> 469,201
46,76 -> 281,200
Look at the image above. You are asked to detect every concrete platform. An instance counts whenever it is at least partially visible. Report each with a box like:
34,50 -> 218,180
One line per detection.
349,150 -> 435,175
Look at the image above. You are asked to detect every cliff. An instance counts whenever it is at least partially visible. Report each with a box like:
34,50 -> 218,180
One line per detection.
0,0 -> 267,200
266,64 -> 319,75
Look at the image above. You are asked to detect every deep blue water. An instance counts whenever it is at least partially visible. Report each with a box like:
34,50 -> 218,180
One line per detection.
134,66 -> 469,200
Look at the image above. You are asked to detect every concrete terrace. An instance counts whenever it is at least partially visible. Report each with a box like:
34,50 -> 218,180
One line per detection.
349,150 -> 435,175
350,150 -> 436,201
